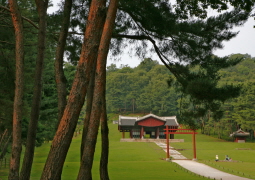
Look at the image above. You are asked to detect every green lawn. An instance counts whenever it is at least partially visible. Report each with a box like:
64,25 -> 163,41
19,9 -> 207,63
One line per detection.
1,124 -> 255,180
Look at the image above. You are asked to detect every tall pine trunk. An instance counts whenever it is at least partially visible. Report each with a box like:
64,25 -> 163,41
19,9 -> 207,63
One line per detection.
80,63 -> 96,160
8,0 -> 24,179
100,98 -> 109,180
55,0 -> 73,127
40,0 -> 106,179
54,1 -> 73,178
100,1 -> 118,179
19,1 -> 48,180
77,0 -> 118,179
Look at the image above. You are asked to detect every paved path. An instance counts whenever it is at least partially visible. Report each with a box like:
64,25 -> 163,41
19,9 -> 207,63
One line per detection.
172,160 -> 253,180
155,142 -> 253,180
155,142 -> 187,159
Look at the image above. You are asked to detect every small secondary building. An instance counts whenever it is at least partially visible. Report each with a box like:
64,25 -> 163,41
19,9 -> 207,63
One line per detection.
118,113 -> 179,139
230,129 -> 250,143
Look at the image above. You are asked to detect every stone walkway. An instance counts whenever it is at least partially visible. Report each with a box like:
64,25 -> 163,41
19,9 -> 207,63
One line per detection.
155,142 -> 187,159
155,142 -> 253,180
172,160 -> 253,180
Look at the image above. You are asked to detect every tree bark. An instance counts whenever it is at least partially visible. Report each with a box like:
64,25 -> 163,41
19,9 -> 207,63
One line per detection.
40,0 -> 106,179
19,1 -> 48,180
8,0 -> 24,179
100,1 -> 119,179
0,130 -> 11,160
54,1 -> 73,178
77,0 -> 118,179
80,63 -> 96,160
100,98 -> 109,180
55,0 -> 73,127
0,129 -> 8,150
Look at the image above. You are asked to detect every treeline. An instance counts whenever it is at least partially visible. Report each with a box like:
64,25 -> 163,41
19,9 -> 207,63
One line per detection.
106,58 -> 178,116
106,54 -> 255,141
204,54 -> 255,141
0,53 -> 254,154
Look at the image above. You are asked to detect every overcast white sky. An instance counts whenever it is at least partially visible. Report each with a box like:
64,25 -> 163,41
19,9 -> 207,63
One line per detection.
48,3 -> 255,68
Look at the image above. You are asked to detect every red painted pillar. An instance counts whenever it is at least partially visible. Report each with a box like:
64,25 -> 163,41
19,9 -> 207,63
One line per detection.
140,126 -> 144,139
156,127 -> 159,139
166,125 -> 170,159
192,130 -> 197,160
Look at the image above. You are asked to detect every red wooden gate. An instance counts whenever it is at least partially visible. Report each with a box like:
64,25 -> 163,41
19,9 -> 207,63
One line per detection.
164,125 -> 198,160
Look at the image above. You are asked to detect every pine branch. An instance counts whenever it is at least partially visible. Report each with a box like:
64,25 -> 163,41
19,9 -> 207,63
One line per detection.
0,5 -> 39,29
113,33 -> 182,79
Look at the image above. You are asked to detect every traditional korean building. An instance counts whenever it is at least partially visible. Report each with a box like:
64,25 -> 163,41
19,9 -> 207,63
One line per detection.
118,113 -> 179,139
230,129 -> 250,143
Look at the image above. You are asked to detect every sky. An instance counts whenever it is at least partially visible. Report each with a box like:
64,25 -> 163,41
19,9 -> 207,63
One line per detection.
48,3 -> 255,68
108,16 -> 255,68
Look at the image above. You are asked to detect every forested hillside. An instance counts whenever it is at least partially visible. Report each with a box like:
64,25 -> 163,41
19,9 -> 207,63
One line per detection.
1,53 -> 254,150
213,54 -> 255,140
105,54 -> 255,141
106,58 -> 178,115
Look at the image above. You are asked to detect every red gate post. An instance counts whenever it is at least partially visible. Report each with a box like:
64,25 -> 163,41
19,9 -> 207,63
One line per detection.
166,125 -> 170,159
192,130 -> 197,160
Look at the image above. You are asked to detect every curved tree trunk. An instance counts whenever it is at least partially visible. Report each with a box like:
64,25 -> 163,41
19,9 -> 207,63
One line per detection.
55,0 -> 73,127
8,0 -> 24,179
54,1 -> 73,179
40,0 -> 106,179
0,129 -> 8,151
100,2 -> 119,179
100,98 -> 109,180
19,1 -> 48,180
0,130 -> 11,160
80,63 -> 96,160
77,0 -> 118,179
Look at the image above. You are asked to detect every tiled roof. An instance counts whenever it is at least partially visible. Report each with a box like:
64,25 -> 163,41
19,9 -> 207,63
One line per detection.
118,115 -> 137,126
119,114 -> 179,126
136,113 -> 164,122
120,119 -> 136,126
165,116 -> 179,126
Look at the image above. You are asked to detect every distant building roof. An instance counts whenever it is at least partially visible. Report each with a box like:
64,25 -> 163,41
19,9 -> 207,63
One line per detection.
118,116 -> 137,126
230,129 -> 250,137
119,113 -> 179,127
165,116 -> 179,126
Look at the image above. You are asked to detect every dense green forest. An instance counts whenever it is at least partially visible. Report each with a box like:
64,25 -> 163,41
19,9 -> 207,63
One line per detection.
1,53 -> 255,148
105,54 -> 255,141
1,52 -> 255,157
106,58 -> 178,115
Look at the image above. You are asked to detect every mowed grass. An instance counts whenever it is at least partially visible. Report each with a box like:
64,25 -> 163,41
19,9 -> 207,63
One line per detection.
1,124 -> 209,180
2,124 -> 255,179
172,133 -> 255,179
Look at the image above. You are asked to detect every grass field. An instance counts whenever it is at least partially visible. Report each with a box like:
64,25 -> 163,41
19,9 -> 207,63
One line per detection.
1,123 -> 255,180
